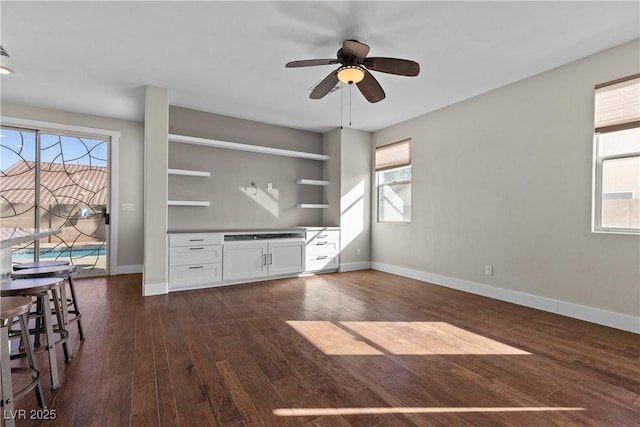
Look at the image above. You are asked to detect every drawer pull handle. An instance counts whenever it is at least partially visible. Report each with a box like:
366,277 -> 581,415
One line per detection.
317,241 -> 328,245
189,239 -> 205,242
317,234 -> 328,238
316,256 -> 328,260
268,253 -> 273,265
189,266 -> 205,269
263,254 -> 267,265
189,247 -> 205,250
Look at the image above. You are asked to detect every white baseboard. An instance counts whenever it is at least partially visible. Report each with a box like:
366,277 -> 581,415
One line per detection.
142,281 -> 168,296
339,261 -> 372,272
371,262 -> 639,334
112,264 -> 143,275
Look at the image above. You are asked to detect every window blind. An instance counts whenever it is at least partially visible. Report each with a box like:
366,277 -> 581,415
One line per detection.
375,139 -> 411,171
595,74 -> 640,134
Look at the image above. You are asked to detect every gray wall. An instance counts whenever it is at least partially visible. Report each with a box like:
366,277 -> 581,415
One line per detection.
339,128 -> 372,265
371,39 -> 640,317
143,87 -> 168,294
321,128 -> 372,266
168,106 -> 325,230
0,102 -> 144,269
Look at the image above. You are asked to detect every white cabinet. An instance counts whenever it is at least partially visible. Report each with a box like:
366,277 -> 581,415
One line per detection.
223,239 -> 305,282
169,233 -> 223,290
305,229 -> 340,272
268,240 -> 306,276
223,242 -> 267,281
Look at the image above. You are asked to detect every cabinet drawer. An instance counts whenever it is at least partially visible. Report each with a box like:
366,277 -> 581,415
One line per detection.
170,233 -> 223,247
169,263 -> 222,289
170,245 -> 222,266
306,240 -> 339,255
305,253 -> 339,272
306,230 -> 339,244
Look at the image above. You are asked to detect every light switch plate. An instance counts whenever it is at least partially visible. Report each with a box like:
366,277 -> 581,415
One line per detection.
122,203 -> 134,211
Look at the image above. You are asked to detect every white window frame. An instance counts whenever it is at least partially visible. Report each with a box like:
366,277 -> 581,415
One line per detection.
592,133 -> 640,234
376,164 -> 412,224
591,74 -> 640,235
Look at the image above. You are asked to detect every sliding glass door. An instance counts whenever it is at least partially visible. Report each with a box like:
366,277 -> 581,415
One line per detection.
1,126 -> 110,276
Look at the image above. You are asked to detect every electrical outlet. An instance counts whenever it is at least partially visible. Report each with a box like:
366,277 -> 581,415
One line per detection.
121,203 -> 134,211
356,248 -> 361,256
485,265 -> 493,276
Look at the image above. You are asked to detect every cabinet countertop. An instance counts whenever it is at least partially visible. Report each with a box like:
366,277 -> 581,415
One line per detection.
167,227 -> 339,235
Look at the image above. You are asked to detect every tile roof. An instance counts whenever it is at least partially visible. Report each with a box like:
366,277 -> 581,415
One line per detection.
1,161 -> 107,206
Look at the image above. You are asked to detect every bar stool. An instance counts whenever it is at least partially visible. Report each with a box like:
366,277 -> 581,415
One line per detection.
11,265 -> 84,341
0,278 -> 69,390
1,296 -> 46,427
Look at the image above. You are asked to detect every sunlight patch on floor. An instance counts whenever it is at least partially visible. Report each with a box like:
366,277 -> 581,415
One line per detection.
287,321 -> 382,355
273,406 -> 585,416
286,321 -> 530,355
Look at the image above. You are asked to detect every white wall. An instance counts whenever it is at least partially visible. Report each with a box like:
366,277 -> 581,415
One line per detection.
372,40 -> 640,326
0,102 -> 144,270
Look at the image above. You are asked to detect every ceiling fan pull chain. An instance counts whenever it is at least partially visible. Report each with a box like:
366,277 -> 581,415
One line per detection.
340,82 -> 344,129
349,83 -> 353,126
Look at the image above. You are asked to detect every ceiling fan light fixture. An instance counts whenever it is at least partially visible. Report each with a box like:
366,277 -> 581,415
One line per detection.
337,65 -> 365,84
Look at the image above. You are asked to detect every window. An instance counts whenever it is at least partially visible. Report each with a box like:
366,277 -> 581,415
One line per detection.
593,74 -> 640,233
376,139 -> 411,223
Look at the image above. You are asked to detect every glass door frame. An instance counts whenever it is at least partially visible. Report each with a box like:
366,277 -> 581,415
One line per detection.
1,116 -> 121,275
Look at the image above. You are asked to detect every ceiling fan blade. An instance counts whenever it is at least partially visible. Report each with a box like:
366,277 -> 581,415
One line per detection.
343,39 -> 370,60
364,57 -> 420,76
310,69 -> 340,99
357,69 -> 385,103
286,59 -> 338,68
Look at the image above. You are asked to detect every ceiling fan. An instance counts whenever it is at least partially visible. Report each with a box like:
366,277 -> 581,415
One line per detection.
286,39 -> 420,103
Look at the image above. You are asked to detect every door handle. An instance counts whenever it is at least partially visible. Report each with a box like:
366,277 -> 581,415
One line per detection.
268,253 -> 273,265
263,254 -> 267,265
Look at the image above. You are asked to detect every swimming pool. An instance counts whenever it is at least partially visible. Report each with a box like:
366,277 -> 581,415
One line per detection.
12,246 -> 106,261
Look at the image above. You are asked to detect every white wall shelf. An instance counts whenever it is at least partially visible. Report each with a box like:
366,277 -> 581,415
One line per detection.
296,204 -> 329,209
168,200 -> 211,207
296,179 -> 330,186
169,133 -> 330,161
168,168 -> 211,177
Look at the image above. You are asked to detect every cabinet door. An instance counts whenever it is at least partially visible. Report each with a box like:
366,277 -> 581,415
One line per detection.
268,240 -> 304,276
223,242 -> 268,281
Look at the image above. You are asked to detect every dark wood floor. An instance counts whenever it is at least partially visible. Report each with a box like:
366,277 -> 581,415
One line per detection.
8,270 -> 640,426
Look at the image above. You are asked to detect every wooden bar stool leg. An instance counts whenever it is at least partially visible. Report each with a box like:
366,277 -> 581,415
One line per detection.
0,321 -> 16,427
40,294 -> 60,390
18,314 -> 45,409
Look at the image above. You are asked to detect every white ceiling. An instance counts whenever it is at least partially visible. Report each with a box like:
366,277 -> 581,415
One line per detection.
1,1 -> 638,133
